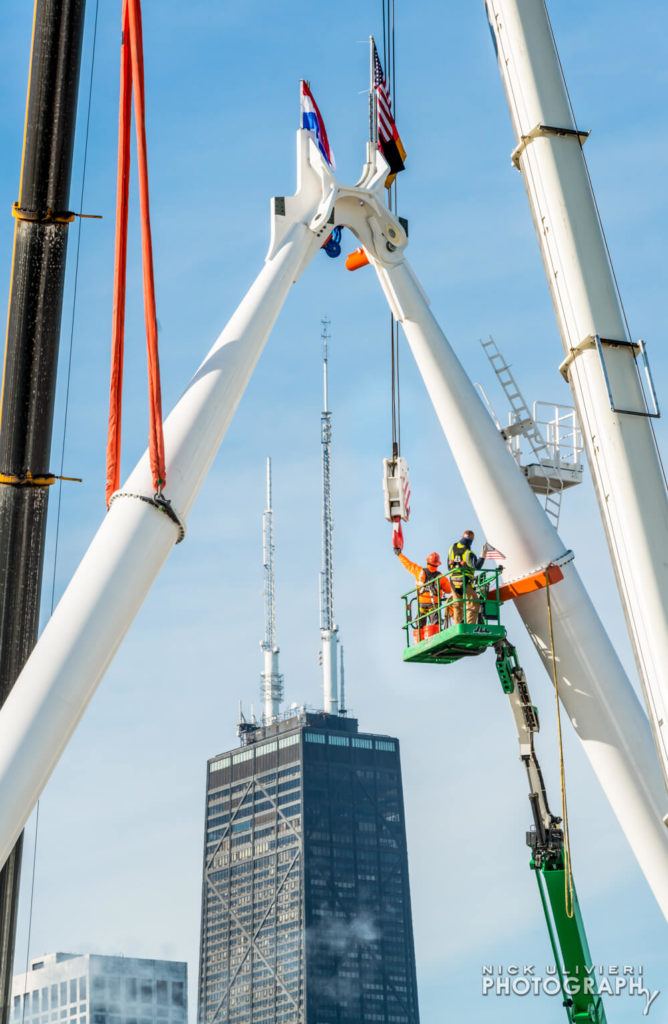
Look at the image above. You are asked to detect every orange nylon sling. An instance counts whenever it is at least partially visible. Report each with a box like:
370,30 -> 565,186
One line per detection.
106,0 -> 166,507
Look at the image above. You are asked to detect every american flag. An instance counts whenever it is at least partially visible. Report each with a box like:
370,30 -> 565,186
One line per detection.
483,542 -> 506,561
372,40 -> 406,184
373,43 -> 395,144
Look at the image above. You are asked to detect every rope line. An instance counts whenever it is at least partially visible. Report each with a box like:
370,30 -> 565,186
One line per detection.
106,0 -> 167,506
545,572 -> 574,919
19,803 -> 39,1024
382,0 -> 401,457
49,0 -> 101,614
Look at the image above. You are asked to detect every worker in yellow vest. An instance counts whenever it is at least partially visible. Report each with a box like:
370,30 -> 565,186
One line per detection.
395,546 -> 450,640
448,530 -> 485,624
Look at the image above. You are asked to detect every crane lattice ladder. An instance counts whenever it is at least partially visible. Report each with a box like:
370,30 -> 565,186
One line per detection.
400,585 -> 607,1022
481,337 -> 564,526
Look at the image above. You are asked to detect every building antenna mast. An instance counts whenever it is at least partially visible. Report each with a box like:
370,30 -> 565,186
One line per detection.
320,319 -> 339,714
261,457 -> 283,723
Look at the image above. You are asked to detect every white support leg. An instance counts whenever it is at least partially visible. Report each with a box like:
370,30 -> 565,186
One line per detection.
485,0 -> 668,789
374,258 -> 668,919
0,215 -> 319,870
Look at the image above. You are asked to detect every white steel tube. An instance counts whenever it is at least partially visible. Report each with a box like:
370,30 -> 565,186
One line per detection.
262,648 -> 281,724
322,630 -> 339,715
485,0 -> 668,787
375,258 -> 668,917
0,221 -> 318,869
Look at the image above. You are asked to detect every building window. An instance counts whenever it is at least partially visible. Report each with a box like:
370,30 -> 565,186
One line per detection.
79,980 -> 86,1002
304,732 -> 325,744
125,979 -> 137,1002
375,739 -> 396,752
69,981 -> 77,1005
209,757 -> 230,773
171,983 -> 184,1009
328,735 -> 349,747
278,734 -> 299,750
140,981 -> 153,1004
352,737 -> 373,749
156,982 -> 168,1007
41,989 -> 49,1012
232,750 -> 253,765
255,741 -> 278,757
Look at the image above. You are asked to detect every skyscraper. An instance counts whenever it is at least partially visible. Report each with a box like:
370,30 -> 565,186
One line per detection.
197,712 -> 420,1024
198,327 -> 420,1024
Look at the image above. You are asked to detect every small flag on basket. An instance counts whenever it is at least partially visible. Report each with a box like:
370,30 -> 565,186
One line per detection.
300,80 -> 336,169
372,40 -> 406,187
483,542 -> 506,561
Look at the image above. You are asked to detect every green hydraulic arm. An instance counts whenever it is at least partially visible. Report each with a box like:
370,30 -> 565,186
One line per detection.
398,570 -> 607,1019
494,639 -> 606,1024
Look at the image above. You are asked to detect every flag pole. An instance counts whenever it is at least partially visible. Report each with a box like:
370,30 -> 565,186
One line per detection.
368,36 -> 376,144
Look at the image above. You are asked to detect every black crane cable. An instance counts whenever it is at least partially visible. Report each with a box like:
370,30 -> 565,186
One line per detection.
383,0 -> 401,459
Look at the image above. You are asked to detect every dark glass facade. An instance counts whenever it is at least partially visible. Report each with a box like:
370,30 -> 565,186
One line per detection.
198,713 -> 419,1024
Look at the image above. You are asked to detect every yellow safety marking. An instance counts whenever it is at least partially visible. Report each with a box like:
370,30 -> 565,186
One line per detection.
0,472 -> 82,487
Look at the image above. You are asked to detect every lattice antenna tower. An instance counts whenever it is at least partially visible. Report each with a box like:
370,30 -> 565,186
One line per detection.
320,318 -> 339,713
260,457 -> 283,723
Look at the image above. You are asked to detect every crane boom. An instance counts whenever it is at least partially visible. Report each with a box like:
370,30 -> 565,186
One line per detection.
485,0 -> 668,793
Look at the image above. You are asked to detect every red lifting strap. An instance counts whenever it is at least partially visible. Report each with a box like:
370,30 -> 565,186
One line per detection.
106,0 -> 166,507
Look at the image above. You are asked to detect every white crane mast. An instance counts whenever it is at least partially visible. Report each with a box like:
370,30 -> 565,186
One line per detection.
260,457 -> 283,723
485,0 -> 668,793
319,318 -> 339,715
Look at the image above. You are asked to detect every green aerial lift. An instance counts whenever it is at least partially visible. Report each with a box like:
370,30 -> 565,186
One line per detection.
401,570 -> 606,1023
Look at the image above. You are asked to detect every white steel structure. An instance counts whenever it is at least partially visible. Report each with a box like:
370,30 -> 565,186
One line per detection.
319,318 -> 339,715
0,123 -> 665,918
260,457 -> 283,724
481,336 -> 582,526
373,257 -> 668,916
486,0 -> 668,791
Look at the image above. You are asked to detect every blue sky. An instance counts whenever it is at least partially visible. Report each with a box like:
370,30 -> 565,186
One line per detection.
0,1 -> 667,1022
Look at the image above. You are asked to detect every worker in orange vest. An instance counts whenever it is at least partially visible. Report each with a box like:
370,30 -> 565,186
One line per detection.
395,541 -> 450,640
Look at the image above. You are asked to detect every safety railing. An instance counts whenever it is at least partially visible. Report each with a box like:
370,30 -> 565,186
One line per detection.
401,566 -> 502,649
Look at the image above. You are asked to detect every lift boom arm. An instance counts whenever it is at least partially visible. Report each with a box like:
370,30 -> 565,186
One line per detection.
495,640 -> 606,1024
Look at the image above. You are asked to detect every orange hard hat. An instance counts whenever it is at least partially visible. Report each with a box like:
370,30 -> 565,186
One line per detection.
426,552 -> 441,567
